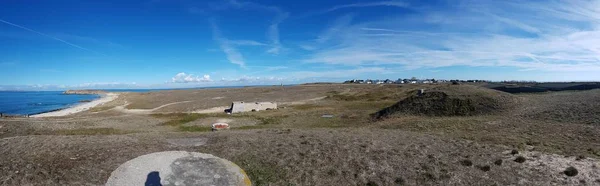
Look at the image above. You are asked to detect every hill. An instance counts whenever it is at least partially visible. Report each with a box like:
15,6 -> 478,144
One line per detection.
372,85 -> 518,119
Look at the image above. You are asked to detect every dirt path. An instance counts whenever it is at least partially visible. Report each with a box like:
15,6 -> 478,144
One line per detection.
280,96 -> 327,105
111,100 -> 196,114
106,96 -> 328,115
188,106 -> 229,114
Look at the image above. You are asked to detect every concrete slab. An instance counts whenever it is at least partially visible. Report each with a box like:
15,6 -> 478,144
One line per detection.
106,151 -> 251,186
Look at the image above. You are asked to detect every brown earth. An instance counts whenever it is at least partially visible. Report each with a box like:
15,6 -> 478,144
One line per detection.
1,84 -> 599,185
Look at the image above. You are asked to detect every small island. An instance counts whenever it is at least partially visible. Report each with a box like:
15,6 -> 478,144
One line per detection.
63,90 -> 107,95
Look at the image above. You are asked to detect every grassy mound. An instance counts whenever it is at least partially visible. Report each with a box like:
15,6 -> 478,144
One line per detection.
372,85 -> 517,119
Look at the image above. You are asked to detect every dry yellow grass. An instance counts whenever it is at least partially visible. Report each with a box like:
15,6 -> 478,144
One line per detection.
2,84 -> 600,185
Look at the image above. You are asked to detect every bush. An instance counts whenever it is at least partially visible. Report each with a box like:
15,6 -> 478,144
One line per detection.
494,159 -> 503,166
564,166 -> 578,177
460,159 -> 473,166
476,165 -> 491,172
514,156 -> 526,163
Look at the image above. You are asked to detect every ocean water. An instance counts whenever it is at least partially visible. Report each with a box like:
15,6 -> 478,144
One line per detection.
0,91 -> 100,115
0,85 -> 295,116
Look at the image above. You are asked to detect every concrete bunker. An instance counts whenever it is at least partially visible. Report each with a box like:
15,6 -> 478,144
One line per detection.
229,101 -> 277,113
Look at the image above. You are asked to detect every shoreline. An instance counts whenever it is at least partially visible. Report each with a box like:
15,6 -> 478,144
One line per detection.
30,93 -> 119,117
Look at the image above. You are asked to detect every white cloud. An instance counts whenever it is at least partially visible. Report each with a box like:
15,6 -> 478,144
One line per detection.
171,72 -> 211,83
303,1 -> 600,72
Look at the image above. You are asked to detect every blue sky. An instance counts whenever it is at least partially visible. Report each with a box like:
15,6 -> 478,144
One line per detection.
1,0 -> 600,90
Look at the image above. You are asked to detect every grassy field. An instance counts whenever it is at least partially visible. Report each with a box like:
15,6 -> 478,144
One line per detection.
1,84 -> 600,185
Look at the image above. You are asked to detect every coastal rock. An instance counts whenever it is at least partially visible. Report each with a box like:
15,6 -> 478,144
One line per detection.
63,90 -> 107,95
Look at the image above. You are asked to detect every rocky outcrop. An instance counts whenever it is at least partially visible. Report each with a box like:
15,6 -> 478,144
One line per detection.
63,90 -> 107,95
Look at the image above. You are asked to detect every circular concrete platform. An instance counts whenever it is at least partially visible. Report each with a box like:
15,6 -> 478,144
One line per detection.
106,151 -> 251,186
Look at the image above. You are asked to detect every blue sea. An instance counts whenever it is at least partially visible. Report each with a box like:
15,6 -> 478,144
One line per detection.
0,91 -> 100,115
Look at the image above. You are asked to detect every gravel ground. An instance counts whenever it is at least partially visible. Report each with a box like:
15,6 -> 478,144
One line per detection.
1,129 -> 597,185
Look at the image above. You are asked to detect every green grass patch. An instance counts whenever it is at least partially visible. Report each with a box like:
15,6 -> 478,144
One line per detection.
52,128 -> 131,135
152,113 -> 263,132
256,116 -> 283,125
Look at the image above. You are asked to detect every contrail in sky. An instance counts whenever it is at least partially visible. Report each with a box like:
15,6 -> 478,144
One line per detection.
0,18 -> 103,55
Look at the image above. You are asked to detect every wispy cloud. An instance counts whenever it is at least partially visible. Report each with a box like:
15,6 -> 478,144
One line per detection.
292,67 -> 390,79
298,44 -> 316,51
325,1 -> 409,13
227,40 -> 267,46
267,12 -> 289,54
221,75 -> 286,82
55,33 -> 128,50
216,0 -> 289,55
317,14 -> 354,43
0,19 -> 104,55
210,20 -> 246,67
303,1 -> 600,72
298,1 -> 409,18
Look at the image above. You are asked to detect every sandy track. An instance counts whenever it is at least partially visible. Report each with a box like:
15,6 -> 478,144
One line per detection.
113,100 -> 198,114
188,106 -> 229,114
281,96 -> 327,105
31,93 -> 119,117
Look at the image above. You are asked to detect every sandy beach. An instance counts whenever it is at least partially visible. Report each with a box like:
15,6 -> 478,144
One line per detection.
30,93 -> 119,117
